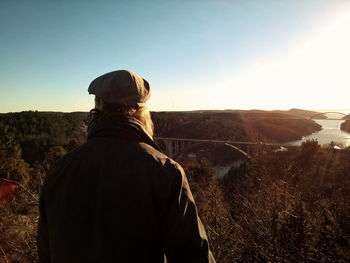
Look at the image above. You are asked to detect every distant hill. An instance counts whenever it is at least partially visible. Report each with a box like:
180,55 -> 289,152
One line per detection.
274,108 -> 321,118
341,117 -> 350,133
342,114 -> 350,120
175,108 -> 320,119
153,109 -> 321,143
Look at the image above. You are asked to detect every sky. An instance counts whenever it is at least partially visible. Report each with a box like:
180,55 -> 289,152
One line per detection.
1,0 -> 350,113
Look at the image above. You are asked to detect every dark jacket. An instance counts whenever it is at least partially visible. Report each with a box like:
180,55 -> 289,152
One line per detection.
37,114 -> 215,263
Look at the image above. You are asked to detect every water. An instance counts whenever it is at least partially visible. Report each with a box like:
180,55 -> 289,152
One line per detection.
288,119 -> 350,147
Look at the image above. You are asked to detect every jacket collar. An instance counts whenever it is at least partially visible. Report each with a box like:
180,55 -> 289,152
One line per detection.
87,112 -> 160,151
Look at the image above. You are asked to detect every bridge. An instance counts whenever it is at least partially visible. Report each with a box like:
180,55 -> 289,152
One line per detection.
309,112 -> 349,120
154,137 -> 298,158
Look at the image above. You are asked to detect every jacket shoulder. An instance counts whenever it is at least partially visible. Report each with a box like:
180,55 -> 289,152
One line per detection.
139,142 -> 185,174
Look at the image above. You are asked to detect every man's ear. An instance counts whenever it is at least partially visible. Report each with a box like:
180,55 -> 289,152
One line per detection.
95,97 -> 104,110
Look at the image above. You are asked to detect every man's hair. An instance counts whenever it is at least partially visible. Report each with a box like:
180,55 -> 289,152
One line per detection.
96,96 -> 154,138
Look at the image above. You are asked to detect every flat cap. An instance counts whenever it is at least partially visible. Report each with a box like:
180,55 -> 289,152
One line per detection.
88,70 -> 150,106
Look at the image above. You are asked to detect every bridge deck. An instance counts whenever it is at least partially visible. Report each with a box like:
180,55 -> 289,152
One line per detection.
312,118 -> 350,120
155,137 -> 300,147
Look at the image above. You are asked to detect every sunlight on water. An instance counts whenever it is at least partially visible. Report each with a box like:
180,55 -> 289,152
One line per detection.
288,119 -> 350,147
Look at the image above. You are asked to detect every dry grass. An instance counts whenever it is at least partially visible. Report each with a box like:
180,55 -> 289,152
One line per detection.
185,142 -> 350,262
0,180 -> 38,263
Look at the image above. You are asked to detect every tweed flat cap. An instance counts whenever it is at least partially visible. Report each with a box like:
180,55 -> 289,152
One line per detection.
88,70 -> 150,106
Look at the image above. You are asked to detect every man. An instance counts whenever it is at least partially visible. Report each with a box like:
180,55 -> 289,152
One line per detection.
37,70 -> 216,263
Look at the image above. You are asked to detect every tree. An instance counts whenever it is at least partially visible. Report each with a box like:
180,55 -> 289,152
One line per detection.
0,123 -> 29,185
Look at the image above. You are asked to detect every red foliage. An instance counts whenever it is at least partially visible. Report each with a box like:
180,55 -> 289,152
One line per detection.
0,181 -> 17,203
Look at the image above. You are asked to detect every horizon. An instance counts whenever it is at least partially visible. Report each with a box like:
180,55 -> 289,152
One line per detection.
1,108 -> 350,115
1,1 -> 350,112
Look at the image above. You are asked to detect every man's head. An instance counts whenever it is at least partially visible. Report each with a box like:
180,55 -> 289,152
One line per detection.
88,70 -> 154,137
88,70 -> 151,106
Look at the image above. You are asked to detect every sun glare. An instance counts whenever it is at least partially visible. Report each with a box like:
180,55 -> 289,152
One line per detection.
221,8 -> 350,110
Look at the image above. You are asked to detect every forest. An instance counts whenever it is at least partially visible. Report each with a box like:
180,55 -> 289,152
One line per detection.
0,110 -> 349,262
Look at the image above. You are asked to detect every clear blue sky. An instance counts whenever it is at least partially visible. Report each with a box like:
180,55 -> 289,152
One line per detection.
1,0 -> 349,112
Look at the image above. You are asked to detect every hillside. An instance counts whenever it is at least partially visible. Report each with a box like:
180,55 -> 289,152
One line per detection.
0,111 -> 88,163
153,109 -> 321,143
341,119 -> 350,133
0,109 -> 321,164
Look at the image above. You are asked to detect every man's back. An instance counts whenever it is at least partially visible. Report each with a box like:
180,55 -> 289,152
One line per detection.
37,116 -> 215,263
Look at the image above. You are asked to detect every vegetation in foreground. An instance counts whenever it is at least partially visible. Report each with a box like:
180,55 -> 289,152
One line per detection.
184,141 -> 350,262
0,111 -> 349,262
